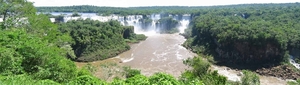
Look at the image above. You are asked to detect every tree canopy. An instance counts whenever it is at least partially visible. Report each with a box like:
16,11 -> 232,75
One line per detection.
183,2 -> 300,66
58,19 -> 146,62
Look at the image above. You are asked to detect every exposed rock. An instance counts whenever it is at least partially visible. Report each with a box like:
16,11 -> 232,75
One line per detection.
256,65 -> 300,80
224,67 -> 231,70
216,41 -> 283,65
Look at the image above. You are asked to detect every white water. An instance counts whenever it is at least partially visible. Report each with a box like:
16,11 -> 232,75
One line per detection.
178,19 -> 190,33
50,13 -> 191,34
290,55 -> 300,69
119,14 -> 191,34
121,57 -> 135,63
0,18 -> 3,22
211,65 -> 241,82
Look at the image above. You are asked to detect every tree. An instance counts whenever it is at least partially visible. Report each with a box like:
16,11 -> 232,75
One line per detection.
0,0 -> 78,83
241,70 -> 260,85
149,72 -> 180,85
0,0 -> 36,29
71,12 -> 81,17
58,19 -> 133,62
0,29 -> 77,83
181,56 -> 227,85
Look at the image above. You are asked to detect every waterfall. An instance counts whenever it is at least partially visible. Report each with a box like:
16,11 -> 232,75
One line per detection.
51,13 -> 191,35
289,55 -> 300,69
118,14 -> 191,35
178,19 -> 190,33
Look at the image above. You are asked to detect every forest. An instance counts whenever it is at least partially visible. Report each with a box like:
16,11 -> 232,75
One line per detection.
183,2 -> 300,65
1,0 -> 300,85
58,19 -> 146,62
183,2 -> 300,80
37,3 -> 300,16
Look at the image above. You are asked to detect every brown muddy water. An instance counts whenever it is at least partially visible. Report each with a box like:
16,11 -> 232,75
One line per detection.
76,33 -> 288,85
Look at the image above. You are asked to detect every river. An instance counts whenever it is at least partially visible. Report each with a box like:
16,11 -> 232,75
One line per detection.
76,33 -> 288,85
77,33 -> 194,77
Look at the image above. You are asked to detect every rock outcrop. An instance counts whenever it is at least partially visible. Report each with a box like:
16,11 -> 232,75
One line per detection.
256,65 -> 300,80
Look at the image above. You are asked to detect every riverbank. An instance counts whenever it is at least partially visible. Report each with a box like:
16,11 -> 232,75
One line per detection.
76,33 -> 294,85
189,50 -> 289,84
256,65 -> 300,80
210,65 -> 288,85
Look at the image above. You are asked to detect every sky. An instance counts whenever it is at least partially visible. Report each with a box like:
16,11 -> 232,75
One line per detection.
28,0 -> 300,7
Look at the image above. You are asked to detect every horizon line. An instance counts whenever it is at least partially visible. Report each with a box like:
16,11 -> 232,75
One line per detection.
34,2 -> 300,8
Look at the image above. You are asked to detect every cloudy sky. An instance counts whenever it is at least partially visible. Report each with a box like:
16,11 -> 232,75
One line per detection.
28,0 -> 299,7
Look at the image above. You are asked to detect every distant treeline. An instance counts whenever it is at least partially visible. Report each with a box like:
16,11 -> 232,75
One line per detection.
36,3 -> 300,16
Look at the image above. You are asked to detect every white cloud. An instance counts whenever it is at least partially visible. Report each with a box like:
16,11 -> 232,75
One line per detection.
28,0 -> 300,7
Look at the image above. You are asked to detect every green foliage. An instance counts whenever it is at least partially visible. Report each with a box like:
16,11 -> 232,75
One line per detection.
287,81 -> 299,85
201,71 -> 227,85
53,15 -> 65,23
69,75 -> 107,85
295,79 -> 300,84
61,45 -> 77,60
36,79 -> 61,85
123,26 -> 147,43
110,78 -> 127,85
0,0 -> 78,83
226,81 -> 241,85
0,75 -> 61,85
71,12 -> 81,17
125,74 -> 150,85
0,75 -> 35,85
181,27 -> 193,38
123,26 -> 135,39
27,12 -> 74,59
149,72 -> 180,85
179,77 -> 204,85
135,34 -> 147,41
0,29 -> 78,83
77,64 -> 95,77
0,74 -> 60,85
181,56 -> 227,85
241,70 -> 260,85
0,47 -> 23,75
59,19 -> 146,61
122,66 -> 141,78
157,17 -> 179,33
0,0 -> 36,29
59,19 -> 131,62
295,58 -> 300,64
183,56 -> 210,77
184,3 -> 300,65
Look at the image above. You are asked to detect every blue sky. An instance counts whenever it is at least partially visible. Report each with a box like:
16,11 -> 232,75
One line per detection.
28,0 -> 300,7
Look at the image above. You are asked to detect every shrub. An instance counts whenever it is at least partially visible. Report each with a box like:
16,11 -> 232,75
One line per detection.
125,74 -> 150,85
149,72 -> 180,85
69,75 -> 107,85
122,66 -> 141,78
241,70 -> 260,85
